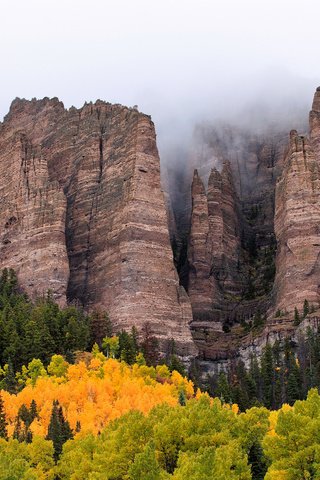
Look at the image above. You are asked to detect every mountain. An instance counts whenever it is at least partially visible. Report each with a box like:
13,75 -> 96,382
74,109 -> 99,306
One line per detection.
1,89 -> 320,369
0,98 -> 196,359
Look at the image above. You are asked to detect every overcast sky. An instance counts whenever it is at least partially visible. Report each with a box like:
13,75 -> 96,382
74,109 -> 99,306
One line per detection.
1,0 -> 320,152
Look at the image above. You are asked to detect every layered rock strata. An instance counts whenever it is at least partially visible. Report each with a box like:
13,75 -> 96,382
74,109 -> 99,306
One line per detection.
0,128 -> 68,304
274,94 -> 320,314
188,162 -> 243,327
0,98 -> 196,357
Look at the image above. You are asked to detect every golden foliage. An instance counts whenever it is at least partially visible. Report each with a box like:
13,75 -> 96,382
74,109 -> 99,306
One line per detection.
1,356 -> 195,437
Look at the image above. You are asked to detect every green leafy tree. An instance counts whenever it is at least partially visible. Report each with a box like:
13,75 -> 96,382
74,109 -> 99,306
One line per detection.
128,443 -> 161,480
102,336 -> 119,359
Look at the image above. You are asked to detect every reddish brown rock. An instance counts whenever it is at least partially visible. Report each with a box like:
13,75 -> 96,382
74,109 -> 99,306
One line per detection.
274,121 -> 320,314
188,162 -> 243,327
0,98 -> 197,357
0,128 -> 68,304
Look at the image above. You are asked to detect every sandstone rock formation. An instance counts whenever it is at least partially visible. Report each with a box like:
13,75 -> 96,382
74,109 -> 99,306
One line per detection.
0,98 -> 197,357
189,88 -> 320,365
188,163 -> 243,328
274,92 -> 320,314
0,127 -> 69,305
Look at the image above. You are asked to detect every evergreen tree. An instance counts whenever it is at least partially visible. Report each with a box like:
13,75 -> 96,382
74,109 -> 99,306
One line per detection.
178,390 -> 186,406
118,330 -> 137,364
18,404 -> 32,428
253,310 -> 264,329
89,310 -> 112,348
0,393 -> 8,440
141,323 -> 160,366
260,343 -> 274,409
303,299 -> 310,318
168,355 -> 186,376
13,416 -> 22,442
294,307 -> 301,326
2,358 -> 17,393
30,399 -> 38,421
248,442 -> 267,480
215,372 -> 232,403
46,400 -> 73,462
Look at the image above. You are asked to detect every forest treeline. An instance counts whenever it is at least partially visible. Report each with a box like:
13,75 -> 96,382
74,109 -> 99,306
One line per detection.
3,268 -> 320,478
0,351 -> 320,479
205,329 -> 320,411
0,268 -> 184,394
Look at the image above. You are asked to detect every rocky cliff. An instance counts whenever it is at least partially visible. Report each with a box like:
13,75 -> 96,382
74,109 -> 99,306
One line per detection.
273,90 -> 320,315
188,163 -> 243,326
186,88 -> 320,366
0,98 -> 196,357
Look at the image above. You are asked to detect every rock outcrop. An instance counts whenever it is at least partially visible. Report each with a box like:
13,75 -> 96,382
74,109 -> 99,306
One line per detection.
0,126 -> 69,304
274,92 -> 320,314
188,162 -> 243,327
0,98 -> 197,357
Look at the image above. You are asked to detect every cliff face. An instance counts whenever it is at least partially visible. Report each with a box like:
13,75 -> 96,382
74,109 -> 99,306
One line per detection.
187,89 -> 320,366
188,163 -> 243,326
0,98 -> 196,357
274,91 -> 320,314
0,125 -> 69,304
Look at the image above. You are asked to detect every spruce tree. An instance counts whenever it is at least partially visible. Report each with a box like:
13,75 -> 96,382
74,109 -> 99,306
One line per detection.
261,343 -> 274,409
303,299 -> 310,318
0,393 -> 8,440
248,442 -> 268,480
3,358 -> 17,393
215,372 -> 232,403
294,307 -> 301,326
30,399 -> 38,421
13,416 -> 22,441
46,400 -> 73,462
178,390 -> 186,406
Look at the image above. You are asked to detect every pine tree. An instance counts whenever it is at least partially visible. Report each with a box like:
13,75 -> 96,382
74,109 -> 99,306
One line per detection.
141,323 -> 160,366
18,404 -> 32,427
215,372 -> 232,403
169,355 -> 186,376
248,442 -> 268,480
46,400 -> 73,462
178,390 -> 186,406
0,393 -> 8,440
13,416 -> 22,441
303,299 -> 310,319
30,399 -> 38,421
89,310 -> 112,348
294,307 -> 301,326
2,358 -> 17,393
261,343 -> 274,409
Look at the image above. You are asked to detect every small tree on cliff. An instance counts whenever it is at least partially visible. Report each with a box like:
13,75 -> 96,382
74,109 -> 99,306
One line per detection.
303,299 -> 310,319
294,307 -> 301,326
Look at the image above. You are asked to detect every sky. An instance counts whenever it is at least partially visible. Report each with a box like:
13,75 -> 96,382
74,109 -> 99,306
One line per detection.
1,0 -> 320,155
